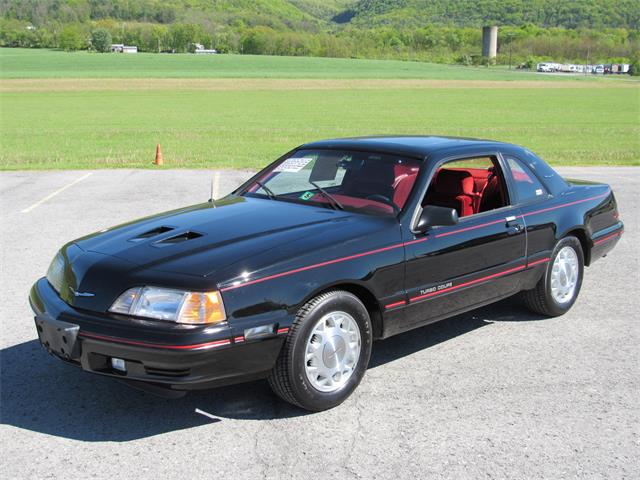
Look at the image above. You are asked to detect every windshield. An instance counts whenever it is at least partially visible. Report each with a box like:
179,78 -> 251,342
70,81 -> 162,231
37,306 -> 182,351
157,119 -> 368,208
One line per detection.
240,149 -> 422,216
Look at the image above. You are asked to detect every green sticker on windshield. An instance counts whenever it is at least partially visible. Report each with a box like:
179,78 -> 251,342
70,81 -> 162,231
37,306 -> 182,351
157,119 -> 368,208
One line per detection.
300,191 -> 315,200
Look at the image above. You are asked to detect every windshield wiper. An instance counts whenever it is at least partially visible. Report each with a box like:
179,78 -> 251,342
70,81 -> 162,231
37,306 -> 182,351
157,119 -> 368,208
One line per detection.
254,180 -> 277,200
309,181 -> 344,211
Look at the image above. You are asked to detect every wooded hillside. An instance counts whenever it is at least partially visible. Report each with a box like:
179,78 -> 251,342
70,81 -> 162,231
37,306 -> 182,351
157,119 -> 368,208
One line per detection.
1,0 -> 638,65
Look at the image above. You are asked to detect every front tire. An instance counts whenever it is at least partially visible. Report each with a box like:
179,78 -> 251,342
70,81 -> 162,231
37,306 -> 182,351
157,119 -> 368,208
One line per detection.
522,236 -> 584,317
268,290 -> 372,411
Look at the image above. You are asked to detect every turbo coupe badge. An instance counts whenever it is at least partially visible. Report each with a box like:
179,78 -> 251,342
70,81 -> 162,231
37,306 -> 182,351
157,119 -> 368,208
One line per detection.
420,282 -> 453,296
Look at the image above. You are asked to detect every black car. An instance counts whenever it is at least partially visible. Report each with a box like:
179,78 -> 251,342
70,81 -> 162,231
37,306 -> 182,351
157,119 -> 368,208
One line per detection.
30,136 -> 624,411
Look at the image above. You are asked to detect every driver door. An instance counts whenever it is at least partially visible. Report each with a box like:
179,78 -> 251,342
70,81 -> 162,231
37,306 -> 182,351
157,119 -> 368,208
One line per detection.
392,155 -> 527,334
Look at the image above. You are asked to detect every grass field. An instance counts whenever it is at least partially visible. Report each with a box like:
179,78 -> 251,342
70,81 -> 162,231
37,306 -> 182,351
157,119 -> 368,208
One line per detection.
0,48 -> 638,169
1,48 -> 627,81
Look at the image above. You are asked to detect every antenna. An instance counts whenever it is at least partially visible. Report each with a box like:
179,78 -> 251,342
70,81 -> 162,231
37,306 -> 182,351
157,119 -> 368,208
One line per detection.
210,175 -> 215,205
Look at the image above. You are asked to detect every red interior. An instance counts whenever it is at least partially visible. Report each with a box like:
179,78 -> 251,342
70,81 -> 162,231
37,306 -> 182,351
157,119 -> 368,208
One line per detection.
392,164 -> 420,208
249,161 -> 421,215
424,167 -> 505,217
250,162 -> 508,217
309,193 -> 395,214
512,169 -> 534,183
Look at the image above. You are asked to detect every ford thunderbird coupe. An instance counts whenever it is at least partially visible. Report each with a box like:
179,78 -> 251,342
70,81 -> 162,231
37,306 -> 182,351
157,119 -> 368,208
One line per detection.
30,136 -> 623,411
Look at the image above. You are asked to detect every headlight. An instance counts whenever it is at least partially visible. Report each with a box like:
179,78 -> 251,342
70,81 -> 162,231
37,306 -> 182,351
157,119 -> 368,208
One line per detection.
46,252 -> 65,293
109,286 -> 226,325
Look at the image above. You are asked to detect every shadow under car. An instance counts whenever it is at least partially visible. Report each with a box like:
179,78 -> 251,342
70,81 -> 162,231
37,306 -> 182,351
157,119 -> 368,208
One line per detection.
1,296 -> 546,442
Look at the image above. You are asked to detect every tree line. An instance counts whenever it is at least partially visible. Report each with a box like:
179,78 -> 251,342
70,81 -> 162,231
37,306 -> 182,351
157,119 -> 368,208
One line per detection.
347,0 -> 639,29
2,0 -> 638,30
0,0 -> 638,67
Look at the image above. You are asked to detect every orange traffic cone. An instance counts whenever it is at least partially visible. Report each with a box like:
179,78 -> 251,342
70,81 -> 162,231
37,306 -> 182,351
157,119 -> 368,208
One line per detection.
154,144 -> 163,166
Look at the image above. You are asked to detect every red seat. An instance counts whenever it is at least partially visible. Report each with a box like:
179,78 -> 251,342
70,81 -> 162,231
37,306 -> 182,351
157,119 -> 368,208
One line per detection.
425,169 -> 476,217
448,167 -> 490,194
392,164 -> 419,209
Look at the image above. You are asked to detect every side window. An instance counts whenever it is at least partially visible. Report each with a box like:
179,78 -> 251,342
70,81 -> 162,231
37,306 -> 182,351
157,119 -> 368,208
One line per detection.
505,156 -> 548,203
422,156 -> 509,218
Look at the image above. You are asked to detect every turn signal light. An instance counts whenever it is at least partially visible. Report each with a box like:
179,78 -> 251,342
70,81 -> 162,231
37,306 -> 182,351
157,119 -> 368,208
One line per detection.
179,292 -> 226,325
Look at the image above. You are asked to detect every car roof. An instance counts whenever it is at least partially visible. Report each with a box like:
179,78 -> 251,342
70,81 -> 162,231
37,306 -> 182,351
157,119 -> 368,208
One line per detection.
300,135 -> 509,159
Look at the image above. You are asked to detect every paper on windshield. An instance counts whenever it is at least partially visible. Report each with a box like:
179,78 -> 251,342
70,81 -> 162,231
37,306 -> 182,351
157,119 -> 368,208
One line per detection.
274,157 -> 313,173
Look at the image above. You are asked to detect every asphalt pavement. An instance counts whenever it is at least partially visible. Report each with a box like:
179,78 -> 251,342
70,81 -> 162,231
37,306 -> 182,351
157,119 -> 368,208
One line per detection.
0,167 -> 638,479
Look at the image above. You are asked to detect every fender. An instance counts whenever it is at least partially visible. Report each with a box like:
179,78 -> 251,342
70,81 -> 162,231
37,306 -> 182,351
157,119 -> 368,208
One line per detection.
555,189 -> 619,266
221,242 -> 405,340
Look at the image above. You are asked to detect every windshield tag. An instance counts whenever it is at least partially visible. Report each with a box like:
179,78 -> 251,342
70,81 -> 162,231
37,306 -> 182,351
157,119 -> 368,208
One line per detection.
274,157 -> 313,173
300,191 -> 315,200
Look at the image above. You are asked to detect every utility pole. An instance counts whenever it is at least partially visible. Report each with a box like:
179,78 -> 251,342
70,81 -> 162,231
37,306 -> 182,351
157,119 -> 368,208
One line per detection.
506,33 -> 514,69
586,46 -> 591,76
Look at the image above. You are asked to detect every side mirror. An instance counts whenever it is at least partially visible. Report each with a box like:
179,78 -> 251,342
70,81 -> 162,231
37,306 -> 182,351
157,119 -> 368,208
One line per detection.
416,205 -> 458,232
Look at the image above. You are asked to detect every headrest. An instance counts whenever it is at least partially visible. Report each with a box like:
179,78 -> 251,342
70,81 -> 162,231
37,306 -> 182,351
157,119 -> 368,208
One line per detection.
358,161 -> 395,183
393,163 -> 419,177
434,169 -> 475,195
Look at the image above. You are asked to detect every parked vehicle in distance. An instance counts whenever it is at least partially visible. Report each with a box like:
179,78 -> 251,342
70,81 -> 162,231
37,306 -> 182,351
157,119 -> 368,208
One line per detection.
610,63 -> 630,74
536,62 -> 631,75
537,63 -> 556,72
30,136 -> 624,411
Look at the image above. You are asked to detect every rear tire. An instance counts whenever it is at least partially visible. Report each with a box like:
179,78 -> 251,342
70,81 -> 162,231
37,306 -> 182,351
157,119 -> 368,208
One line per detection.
268,290 -> 372,411
522,236 -> 584,317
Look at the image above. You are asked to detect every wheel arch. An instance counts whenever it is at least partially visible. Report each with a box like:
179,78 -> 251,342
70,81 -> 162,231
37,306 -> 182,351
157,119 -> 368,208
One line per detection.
299,281 -> 384,339
560,227 -> 591,266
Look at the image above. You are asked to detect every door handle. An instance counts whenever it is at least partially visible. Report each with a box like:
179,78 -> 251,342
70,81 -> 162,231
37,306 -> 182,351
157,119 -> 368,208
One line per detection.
506,217 -> 524,235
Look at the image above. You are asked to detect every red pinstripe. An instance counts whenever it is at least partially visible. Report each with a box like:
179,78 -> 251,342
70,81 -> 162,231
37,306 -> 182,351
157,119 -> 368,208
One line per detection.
594,230 -> 622,245
409,264 -> 527,303
220,241 -> 414,292
385,258 -> 550,309
434,192 -> 610,239
521,193 -> 609,218
220,192 -> 609,293
403,237 -> 430,247
79,331 -> 231,350
528,257 -> 551,267
435,217 -> 505,238
384,300 -> 407,309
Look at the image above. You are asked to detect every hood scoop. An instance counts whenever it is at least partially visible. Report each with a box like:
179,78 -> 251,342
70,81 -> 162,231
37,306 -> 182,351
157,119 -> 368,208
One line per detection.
153,230 -> 203,247
129,226 -> 174,242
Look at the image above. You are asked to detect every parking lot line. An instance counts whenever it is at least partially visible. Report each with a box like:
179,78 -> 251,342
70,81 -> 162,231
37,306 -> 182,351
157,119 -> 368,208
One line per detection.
212,171 -> 221,200
21,172 -> 93,213
194,408 -> 221,423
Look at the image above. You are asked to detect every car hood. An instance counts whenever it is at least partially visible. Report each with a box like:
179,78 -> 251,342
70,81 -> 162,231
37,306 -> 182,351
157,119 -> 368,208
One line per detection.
73,195 -> 366,280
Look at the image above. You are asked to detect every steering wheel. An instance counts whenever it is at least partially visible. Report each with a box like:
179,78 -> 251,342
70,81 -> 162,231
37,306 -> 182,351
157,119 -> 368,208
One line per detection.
366,194 -> 400,214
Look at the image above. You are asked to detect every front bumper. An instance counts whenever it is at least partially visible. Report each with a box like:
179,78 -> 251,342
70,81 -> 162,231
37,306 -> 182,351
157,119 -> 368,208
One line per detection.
29,278 -> 287,392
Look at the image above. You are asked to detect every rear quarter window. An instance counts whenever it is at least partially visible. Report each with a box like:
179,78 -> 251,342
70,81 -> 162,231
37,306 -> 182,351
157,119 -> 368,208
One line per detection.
505,156 -> 548,203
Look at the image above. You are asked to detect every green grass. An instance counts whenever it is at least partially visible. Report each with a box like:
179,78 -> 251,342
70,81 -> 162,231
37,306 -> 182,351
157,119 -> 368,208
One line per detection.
2,87 -> 638,169
0,48 -> 638,169
0,48 -> 630,81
